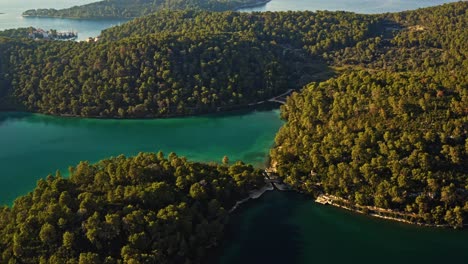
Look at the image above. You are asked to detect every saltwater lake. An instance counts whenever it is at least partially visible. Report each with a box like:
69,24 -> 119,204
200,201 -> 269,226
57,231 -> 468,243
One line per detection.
0,110 -> 283,205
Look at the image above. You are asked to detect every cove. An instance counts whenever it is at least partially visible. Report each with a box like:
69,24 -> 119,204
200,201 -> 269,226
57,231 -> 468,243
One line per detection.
213,191 -> 468,264
0,109 -> 283,205
0,0 -> 128,41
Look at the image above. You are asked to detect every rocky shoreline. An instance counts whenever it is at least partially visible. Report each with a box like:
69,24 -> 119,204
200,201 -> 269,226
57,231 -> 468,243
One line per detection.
265,166 -> 466,229
315,194 -> 456,228
229,181 -> 274,213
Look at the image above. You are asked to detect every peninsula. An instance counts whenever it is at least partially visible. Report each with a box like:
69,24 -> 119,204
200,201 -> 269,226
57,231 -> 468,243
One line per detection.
22,0 -> 269,19
0,152 -> 267,263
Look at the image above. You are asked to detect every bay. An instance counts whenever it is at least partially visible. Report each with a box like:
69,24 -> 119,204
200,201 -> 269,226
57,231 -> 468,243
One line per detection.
0,109 -> 283,205
0,0 -> 128,41
214,191 -> 468,264
239,0 -> 460,13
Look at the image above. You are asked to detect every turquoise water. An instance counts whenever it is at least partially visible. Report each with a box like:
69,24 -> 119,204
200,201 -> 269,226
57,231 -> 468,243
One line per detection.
239,0 -> 460,13
214,191 -> 468,264
0,109 -> 283,205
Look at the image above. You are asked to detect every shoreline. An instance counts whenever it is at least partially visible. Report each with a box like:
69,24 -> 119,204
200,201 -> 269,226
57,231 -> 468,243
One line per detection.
21,0 -> 272,20
235,0 -> 272,11
0,103 -> 277,121
317,193 -> 468,229
314,194 -> 458,228
265,167 -> 465,229
22,14 -> 133,20
0,90 -> 287,120
229,182 -> 274,213
229,180 -> 465,229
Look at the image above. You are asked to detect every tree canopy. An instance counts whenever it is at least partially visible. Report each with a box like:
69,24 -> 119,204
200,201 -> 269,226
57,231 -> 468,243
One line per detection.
270,2 -> 468,228
0,152 -> 264,263
22,0 -> 266,19
0,10 -> 380,117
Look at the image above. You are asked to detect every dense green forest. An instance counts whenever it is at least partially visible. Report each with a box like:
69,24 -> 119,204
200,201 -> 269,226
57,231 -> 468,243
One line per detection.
0,11 -> 379,117
0,2 -> 466,263
0,0 -> 466,229
0,28 -> 34,39
0,152 -> 264,263
22,0 -> 264,18
270,2 -> 468,228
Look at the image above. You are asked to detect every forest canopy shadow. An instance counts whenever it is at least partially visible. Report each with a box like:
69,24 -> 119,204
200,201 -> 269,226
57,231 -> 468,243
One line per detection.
209,191 -> 306,264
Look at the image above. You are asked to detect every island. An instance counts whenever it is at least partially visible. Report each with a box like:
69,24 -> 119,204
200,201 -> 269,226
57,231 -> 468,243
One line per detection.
22,0 -> 270,19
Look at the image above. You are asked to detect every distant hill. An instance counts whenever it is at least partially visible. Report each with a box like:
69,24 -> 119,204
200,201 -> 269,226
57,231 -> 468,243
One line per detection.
22,0 -> 267,19
1,10 -> 379,118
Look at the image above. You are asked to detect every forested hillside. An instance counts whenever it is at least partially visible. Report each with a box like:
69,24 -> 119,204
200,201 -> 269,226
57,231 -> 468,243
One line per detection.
22,0 -> 264,18
270,2 -> 468,228
0,11 -> 380,117
1,1 -> 467,228
0,152 -> 264,263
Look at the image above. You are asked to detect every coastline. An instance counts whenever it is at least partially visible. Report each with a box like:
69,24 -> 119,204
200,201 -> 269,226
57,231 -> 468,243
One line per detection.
228,170 -> 295,214
0,89 -> 287,120
235,0 -> 272,11
20,0 -> 272,20
22,14 -> 134,20
229,182 -> 274,213
314,194 -> 460,228
266,166 -> 465,229
0,103 -> 277,121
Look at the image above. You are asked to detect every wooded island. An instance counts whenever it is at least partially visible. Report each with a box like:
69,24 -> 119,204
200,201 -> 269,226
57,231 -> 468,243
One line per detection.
22,0 -> 268,19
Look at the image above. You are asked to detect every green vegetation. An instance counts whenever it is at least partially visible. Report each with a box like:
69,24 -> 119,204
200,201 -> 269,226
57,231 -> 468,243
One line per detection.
0,5 -> 466,264
22,0 -> 265,19
271,2 -> 468,228
0,27 -> 34,39
0,10 -> 379,117
0,152 -> 264,263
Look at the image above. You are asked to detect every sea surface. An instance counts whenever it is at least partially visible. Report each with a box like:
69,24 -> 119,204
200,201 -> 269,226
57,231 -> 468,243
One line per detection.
0,109 -> 283,205
0,0 -> 128,41
239,0 -> 460,13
